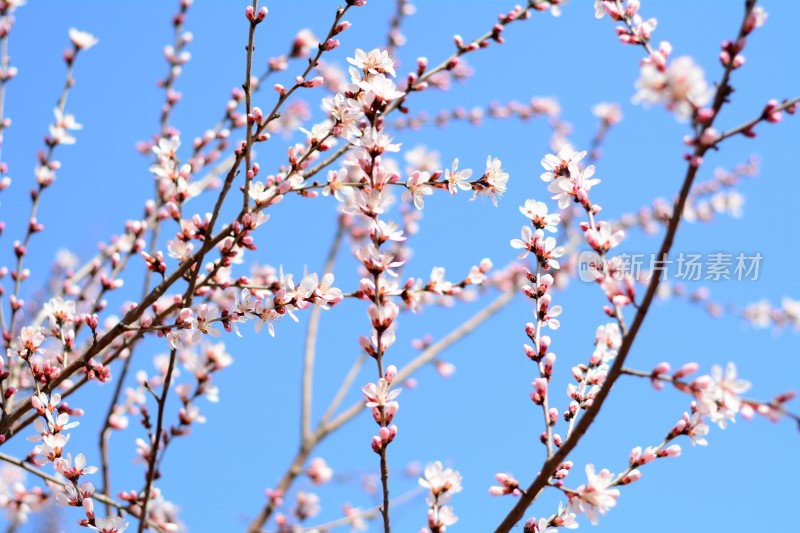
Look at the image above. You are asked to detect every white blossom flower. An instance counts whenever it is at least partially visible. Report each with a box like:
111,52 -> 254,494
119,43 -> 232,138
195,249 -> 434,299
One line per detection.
696,362 -> 751,428
347,48 -> 396,78
520,200 -> 560,232
567,464 -> 620,525
167,238 -> 194,261
418,461 -> 462,504
445,158 -> 473,194
406,170 -> 435,210
356,73 -> 405,102
633,56 -> 712,122
472,155 -> 508,206
69,28 -> 99,50
87,515 -> 128,533
541,144 -> 586,183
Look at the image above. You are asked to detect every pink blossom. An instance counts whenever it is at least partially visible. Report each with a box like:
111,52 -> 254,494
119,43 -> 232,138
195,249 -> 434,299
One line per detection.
406,170 -> 435,210
68,28 -> 99,50
357,74 -> 405,103
152,136 -> 180,161
8,327 -> 44,360
567,464 -> 620,525
43,297 -> 75,327
322,93 -> 363,140
370,219 -> 405,244
584,223 -> 625,254
520,199 -> 560,232
489,472 -> 521,496
54,453 -> 98,482
633,56 -> 713,122
356,245 -> 404,277
512,227 -> 564,269
445,158 -> 473,194
548,162 -> 600,209
525,517 -> 558,533
347,48 -> 397,78
428,505 -> 458,530
472,155 -> 508,206
744,6 -> 768,33
540,144 -> 586,183
306,457 -> 334,485
55,480 -> 95,507
419,461 -> 462,502
355,127 -> 401,154
87,516 -> 128,533
322,168 -> 355,202
592,102 -> 623,125
696,362 -> 751,428
362,378 -> 401,409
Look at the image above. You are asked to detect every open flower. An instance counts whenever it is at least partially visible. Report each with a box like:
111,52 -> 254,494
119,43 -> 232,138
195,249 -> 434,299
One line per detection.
633,56 -> 712,122
347,48 -> 397,78
419,461 -> 462,503
406,170 -> 435,209
69,28 -> 99,50
87,516 -> 128,533
567,464 -> 620,525
520,199 -> 560,232
445,158 -> 473,194
541,144 -> 586,182
472,155 -> 509,206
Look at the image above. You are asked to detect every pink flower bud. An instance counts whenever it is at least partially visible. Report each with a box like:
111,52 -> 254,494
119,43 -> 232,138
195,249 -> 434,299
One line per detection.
523,344 -> 536,360
673,362 -> 699,379
620,469 -> 642,485
660,444 -> 681,458
543,352 -> 556,376
630,446 -> 642,465
303,76 -> 324,88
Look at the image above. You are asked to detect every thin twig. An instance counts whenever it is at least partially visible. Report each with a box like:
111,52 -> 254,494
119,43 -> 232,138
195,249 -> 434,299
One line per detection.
246,286 -> 517,532
494,2 -> 763,529
0,451 -> 141,518
620,367 -> 800,424
299,486 -> 424,533
324,287 -> 517,435
301,216 -> 346,443
319,353 -> 366,427
137,348 -> 178,533
385,0 -> 410,57
713,96 -> 800,144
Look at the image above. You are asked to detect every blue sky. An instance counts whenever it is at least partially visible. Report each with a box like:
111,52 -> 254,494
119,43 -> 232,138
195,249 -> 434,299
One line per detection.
1,1 -> 798,532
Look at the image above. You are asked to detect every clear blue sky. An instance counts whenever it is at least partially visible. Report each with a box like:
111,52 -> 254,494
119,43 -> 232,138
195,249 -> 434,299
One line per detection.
1,1 -> 798,532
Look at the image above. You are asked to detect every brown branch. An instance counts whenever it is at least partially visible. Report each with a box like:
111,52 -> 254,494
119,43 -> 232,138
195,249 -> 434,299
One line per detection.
0,451 -> 148,523
245,286 -> 517,532
136,348 -> 177,533
301,216 -> 346,444
713,96 -> 800,144
493,2 -> 763,529
620,367 -> 800,424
